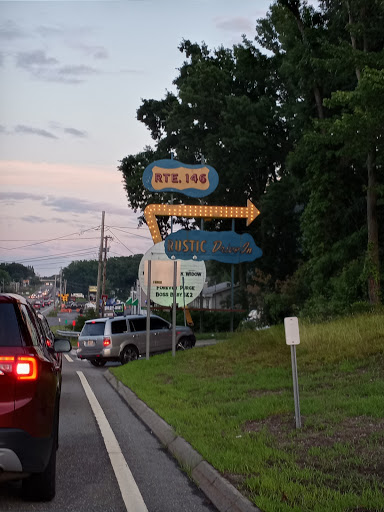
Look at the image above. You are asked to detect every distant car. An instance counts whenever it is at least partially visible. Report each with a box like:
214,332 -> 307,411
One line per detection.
33,301 -> 41,310
0,293 -> 71,501
77,314 -> 196,367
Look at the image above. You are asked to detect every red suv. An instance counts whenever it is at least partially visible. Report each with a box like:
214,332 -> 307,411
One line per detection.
0,293 -> 71,501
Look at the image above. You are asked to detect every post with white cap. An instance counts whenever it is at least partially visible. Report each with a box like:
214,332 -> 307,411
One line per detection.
284,317 -> 302,429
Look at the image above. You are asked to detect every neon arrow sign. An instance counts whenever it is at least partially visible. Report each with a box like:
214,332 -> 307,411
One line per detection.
144,200 -> 260,244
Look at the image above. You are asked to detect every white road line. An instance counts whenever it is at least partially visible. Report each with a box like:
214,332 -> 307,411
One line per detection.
77,371 -> 148,512
64,354 -> 73,362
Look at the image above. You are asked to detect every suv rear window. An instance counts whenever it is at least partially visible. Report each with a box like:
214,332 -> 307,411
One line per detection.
0,303 -> 23,346
81,321 -> 106,336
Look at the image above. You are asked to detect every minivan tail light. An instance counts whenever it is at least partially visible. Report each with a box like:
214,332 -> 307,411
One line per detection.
16,357 -> 38,380
103,337 -> 111,346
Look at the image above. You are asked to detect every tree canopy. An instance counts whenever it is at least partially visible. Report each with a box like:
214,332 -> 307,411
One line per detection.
62,255 -> 142,300
118,0 -> 383,324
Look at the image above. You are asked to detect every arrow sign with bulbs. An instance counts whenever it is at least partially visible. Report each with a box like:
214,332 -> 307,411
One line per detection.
144,199 -> 260,244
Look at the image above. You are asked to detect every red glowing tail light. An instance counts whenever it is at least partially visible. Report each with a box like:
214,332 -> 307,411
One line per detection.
16,357 -> 38,380
103,337 -> 111,346
0,356 -> 38,380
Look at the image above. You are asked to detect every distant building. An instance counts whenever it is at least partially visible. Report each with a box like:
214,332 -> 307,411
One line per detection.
189,281 -> 240,310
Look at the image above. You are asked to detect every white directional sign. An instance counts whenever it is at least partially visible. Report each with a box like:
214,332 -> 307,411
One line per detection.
139,242 -> 206,307
284,317 -> 300,345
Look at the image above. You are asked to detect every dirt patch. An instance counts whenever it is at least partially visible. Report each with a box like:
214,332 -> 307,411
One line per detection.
242,415 -> 384,487
155,373 -> 174,385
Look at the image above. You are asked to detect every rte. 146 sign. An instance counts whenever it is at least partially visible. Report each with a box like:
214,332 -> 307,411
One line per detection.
165,230 -> 262,264
142,159 -> 219,198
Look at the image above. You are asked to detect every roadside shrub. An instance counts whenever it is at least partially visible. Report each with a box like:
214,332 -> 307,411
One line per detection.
75,308 -> 97,331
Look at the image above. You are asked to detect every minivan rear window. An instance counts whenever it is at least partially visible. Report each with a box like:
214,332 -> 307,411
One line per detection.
0,303 -> 23,346
81,321 -> 106,336
129,317 -> 147,332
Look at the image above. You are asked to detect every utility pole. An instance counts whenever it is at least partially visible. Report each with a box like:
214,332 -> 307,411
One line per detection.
59,269 -> 62,311
96,211 -> 105,317
101,235 -> 112,317
53,275 -> 56,308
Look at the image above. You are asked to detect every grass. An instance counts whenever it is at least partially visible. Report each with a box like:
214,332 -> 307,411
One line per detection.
194,331 -> 235,341
110,312 -> 384,512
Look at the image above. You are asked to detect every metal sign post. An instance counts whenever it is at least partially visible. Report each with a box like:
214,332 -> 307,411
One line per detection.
172,261 -> 177,357
146,260 -> 151,360
284,317 -> 302,429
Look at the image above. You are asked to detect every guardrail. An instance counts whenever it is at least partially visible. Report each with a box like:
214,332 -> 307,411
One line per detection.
57,330 -> 81,338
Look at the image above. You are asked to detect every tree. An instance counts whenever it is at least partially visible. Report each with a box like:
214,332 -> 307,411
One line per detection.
322,67 -> 384,303
0,263 -> 35,281
256,0 -> 383,315
118,37 -> 295,306
63,255 -> 142,299
0,269 -> 11,291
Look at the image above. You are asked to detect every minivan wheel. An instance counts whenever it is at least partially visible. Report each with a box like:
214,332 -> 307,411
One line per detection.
177,337 -> 193,350
90,359 -> 106,367
120,345 -> 139,364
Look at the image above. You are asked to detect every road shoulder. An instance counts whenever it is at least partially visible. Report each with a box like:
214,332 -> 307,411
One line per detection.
104,370 -> 261,512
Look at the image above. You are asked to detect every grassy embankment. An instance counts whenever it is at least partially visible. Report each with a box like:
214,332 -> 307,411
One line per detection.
110,312 -> 384,512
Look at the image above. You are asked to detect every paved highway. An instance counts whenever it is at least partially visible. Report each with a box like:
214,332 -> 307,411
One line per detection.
0,351 -> 217,512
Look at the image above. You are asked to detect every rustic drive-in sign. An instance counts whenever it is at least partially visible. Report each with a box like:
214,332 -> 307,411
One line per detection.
165,230 -> 262,264
140,157 -> 262,308
142,159 -> 219,198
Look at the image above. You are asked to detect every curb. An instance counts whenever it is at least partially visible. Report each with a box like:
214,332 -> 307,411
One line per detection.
104,371 -> 261,512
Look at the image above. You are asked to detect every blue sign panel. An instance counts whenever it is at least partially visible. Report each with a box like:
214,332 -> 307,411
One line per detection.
142,159 -> 219,198
165,230 -> 262,264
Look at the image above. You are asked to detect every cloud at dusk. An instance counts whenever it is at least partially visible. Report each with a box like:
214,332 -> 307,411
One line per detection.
214,16 -> 254,33
14,125 -> 58,139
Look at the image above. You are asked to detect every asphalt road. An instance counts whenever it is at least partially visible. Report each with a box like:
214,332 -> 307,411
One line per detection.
0,350 -> 217,512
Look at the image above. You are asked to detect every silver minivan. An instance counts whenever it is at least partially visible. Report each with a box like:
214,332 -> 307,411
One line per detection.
77,314 -> 196,367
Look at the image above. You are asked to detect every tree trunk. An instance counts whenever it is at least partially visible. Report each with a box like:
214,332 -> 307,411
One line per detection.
366,150 -> 380,304
346,1 -> 381,303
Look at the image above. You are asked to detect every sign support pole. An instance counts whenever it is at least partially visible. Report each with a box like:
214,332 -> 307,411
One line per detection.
291,345 -> 302,428
146,260 -> 151,360
172,260 -> 177,357
284,317 -> 302,429
230,219 -> 235,332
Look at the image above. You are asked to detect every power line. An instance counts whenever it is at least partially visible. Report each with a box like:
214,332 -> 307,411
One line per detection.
0,226 -> 101,251
0,247 -> 98,265
0,237 -> 99,242
107,229 -> 134,255
105,226 -> 151,240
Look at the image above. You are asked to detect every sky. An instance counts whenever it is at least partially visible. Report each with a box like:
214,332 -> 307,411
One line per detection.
1,0 -> 277,278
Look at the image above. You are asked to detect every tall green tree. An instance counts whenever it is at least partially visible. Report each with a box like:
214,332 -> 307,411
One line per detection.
255,0 -> 383,315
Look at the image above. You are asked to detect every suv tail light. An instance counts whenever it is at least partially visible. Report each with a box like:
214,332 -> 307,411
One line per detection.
16,357 -> 38,380
103,337 -> 111,346
0,356 -> 38,380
